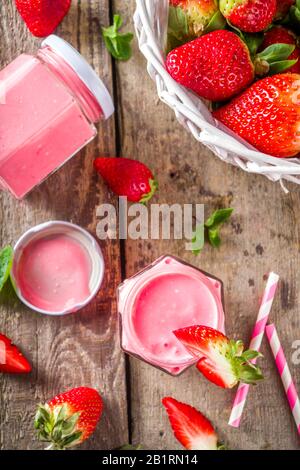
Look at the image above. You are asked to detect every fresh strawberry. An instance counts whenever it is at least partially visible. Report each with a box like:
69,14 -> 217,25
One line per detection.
220,0 -> 276,33
166,29 -> 295,101
15,0 -> 71,37
213,73 -> 300,158
94,157 -> 158,203
169,0 -> 219,38
34,387 -> 103,450
174,326 -> 263,388
0,333 -> 31,374
261,26 -> 300,73
275,0 -> 295,20
166,30 -> 255,101
162,397 -> 224,450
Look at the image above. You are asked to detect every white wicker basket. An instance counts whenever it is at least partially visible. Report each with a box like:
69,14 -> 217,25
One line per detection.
134,0 -> 300,190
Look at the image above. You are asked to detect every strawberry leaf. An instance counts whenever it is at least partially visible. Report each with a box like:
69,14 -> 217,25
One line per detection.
257,43 -> 295,63
205,11 -> 227,33
0,246 -> 13,292
269,59 -> 298,74
167,6 -> 189,51
102,14 -> 134,61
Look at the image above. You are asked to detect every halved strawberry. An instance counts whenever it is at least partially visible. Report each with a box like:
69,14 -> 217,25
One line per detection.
174,326 -> 263,389
162,397 -> 224,450
0,333 -> 31,374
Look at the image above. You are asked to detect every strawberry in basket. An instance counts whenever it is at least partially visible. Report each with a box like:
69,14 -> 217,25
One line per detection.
219,0 -> 277,33
275,0 -> 295,20
260,26 -> 300,74
168,0 -> 221,46
213,73 -> 300,158
166,29 -> 296,101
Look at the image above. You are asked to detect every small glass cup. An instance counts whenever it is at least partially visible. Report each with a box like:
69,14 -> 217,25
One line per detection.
118,255 -> 225,376
11,221 -> 104,316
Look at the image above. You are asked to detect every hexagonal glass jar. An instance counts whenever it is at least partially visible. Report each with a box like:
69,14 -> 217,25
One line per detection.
117,255 -> 225,376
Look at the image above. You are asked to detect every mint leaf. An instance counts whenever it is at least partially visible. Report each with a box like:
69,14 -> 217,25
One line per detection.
102,14 -> 134,61
0,246 -> 13,291
205,208 -> 234,229
205,208 -> 233,249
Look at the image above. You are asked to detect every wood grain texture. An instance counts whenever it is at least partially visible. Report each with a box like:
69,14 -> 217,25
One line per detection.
114,0 -> 300,450
0,0 -> 128,450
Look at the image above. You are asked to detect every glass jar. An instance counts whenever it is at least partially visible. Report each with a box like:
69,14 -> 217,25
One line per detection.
0,35 -> 114,199
118,255 -> 225,376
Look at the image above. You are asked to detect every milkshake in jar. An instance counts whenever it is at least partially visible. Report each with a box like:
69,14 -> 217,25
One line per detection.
0,35 -> 114,199
118,255 -> 225,375
11,221 -> 105,316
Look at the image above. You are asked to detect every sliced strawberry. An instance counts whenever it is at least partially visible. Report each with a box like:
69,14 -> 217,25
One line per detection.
162,397 -> 223,450
174,326 -> 263,389
0,333 -> 31,374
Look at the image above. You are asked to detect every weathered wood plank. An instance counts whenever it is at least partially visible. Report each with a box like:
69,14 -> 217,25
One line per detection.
114,0 -> 300,450
0,0 -> 128,450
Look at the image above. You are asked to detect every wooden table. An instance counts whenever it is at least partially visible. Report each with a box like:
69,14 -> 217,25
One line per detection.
0,1 -> 299,450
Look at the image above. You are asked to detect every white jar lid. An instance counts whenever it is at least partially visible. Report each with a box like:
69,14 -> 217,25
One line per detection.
42,35 -> 114,120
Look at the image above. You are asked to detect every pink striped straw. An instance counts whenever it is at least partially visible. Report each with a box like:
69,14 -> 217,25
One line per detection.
266,324 -> 300,435
228,272 -> 280,428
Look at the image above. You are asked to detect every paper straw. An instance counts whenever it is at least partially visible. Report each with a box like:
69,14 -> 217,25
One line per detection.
228,272 -> 280,427
265,324 -> 300,435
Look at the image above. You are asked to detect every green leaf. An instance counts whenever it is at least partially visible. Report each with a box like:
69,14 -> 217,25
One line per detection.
205,208 -> 234,229
102,14 -> 134,61
257,43 -> 295,63
0,246 -> 13,291
242,350 -> 263,362
167,6 -> 189,51
238,363 -> 264,384
205,11 -> 227,34
60,431 -> 82,448
269,59 -> 298,74
243,33 -> 264,56
61,412 -> 81,436
207,228 -> 221,248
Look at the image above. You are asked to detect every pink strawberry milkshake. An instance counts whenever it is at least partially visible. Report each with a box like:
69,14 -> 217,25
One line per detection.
118,255 -> 225,375
0,35 -> 114,199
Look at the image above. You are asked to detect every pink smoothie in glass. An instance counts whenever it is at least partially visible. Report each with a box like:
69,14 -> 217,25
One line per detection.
0,35 -> 114,199
118,255 -> 225,375
15,234 -> 92,313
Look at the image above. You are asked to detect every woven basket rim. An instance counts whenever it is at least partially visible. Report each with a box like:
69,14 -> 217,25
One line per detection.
134,0 -> 300,188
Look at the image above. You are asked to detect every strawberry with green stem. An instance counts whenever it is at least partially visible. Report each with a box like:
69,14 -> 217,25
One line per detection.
34,387 -> 103,450
94,157 -> 158,203
213,73 -> 300,158
162,397 -> 225,450
174,326 -> 264,388
261,26 -> 300,74
168,0 -> 225,49
166,29 -> 296,102
220,0 -> 277,33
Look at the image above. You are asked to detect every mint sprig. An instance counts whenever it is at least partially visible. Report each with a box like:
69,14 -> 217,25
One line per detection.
192,208 -> 234,254
102,14 -> 134,61
0,246 -> 13,291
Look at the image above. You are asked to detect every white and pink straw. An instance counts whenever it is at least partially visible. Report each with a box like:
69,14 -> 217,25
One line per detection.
228,272 -> 280,428
266,324 -> 300,436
